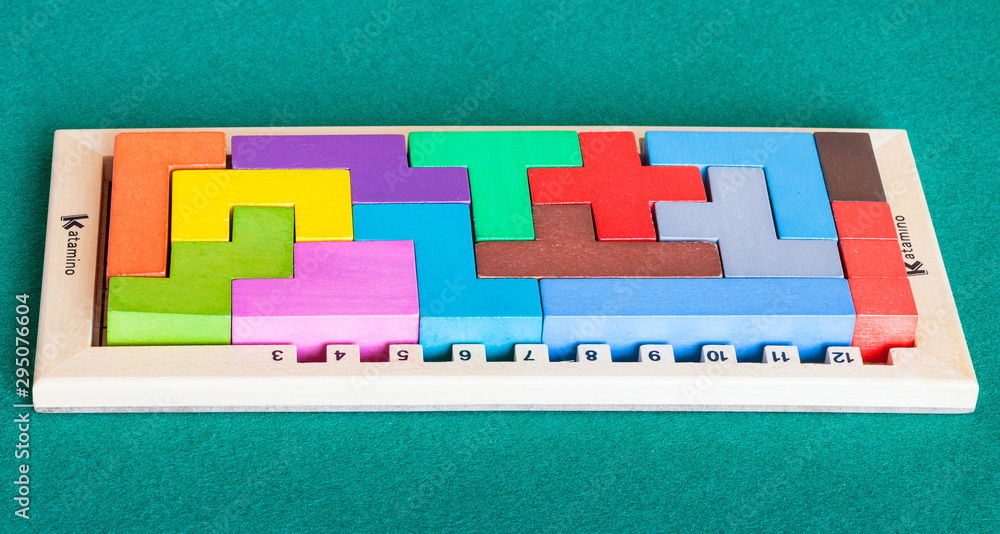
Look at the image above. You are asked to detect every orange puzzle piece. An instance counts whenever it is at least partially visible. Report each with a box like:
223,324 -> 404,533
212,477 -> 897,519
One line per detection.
106,131 -> 227,278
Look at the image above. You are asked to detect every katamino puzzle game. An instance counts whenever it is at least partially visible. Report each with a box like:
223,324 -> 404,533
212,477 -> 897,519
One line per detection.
34,126 -> 977,412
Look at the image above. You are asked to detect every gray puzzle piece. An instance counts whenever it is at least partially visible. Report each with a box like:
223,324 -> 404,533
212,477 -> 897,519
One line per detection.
654,167 -> 843,277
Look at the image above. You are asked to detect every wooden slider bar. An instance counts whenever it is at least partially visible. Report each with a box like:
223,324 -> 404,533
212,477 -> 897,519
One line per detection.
32,343 -> 975,413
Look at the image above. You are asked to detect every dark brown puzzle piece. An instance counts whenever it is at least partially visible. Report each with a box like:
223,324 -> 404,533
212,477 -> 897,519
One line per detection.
814,132 -> 887,202
475,205 -> 722,278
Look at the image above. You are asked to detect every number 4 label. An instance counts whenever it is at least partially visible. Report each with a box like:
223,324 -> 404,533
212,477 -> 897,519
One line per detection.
762,345 -> 800,365
325,344 -> 361,363
825,346 -> 863,366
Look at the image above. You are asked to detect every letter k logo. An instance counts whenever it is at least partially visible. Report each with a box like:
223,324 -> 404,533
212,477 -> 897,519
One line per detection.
905,260 -> 927,276
61,214 -> 88,230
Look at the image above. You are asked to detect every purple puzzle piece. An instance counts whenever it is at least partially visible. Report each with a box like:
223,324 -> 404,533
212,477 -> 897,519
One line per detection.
231,135 -> 471,204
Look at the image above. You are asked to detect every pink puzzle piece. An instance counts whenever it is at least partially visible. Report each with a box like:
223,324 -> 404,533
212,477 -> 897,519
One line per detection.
231,241 -> 419,362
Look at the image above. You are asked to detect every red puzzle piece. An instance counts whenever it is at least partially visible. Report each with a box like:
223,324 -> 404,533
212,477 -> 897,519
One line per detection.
848,277 -> 918,363
840,239 -> 908,278
831,201 -> 897,240
528,131 -> 705,241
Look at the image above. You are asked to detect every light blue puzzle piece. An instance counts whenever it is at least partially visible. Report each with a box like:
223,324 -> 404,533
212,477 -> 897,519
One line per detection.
645,131 -> 837,240
655,167 -> 843,277
353,204 -> 542,360
540,278 -> 855,362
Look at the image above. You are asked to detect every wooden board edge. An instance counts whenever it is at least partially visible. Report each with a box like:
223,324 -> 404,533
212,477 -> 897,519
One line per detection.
875,130 -> 976,381
58,126 -> 904,156
36,132 -> 104,381
31,345 -> 978,413
33,376 -> 978,413
34,404 -> 976,414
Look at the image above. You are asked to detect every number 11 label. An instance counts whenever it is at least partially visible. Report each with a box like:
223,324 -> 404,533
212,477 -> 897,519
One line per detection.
762,345 -> 800,365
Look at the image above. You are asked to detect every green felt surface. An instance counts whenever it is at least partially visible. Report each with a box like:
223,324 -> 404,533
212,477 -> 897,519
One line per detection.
2,1 -> 997,532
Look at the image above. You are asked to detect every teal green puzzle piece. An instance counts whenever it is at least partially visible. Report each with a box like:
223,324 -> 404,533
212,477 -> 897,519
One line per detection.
408,131 -> 582,241
107,206 -> 294,345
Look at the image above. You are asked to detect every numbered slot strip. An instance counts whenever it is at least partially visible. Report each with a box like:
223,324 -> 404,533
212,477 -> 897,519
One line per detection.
314,343 -> 871,365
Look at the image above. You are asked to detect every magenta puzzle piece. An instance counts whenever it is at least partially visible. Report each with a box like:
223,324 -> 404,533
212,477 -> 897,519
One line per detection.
231,135 -> 471,204
231,240 -> 420,361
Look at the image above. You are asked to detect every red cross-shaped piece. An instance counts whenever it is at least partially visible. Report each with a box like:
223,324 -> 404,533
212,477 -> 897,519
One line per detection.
528,131 -> 706,241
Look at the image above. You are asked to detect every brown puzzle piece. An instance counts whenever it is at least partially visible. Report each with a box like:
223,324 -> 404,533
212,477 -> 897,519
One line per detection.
475,205 -> 722,278
815,132 -> 887,202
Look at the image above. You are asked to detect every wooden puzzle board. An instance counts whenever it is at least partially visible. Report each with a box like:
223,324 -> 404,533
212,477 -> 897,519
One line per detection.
33,126 -> 977,413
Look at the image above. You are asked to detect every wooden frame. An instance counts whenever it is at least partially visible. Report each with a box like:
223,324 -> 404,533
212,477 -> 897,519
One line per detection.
33,127 -> 978,413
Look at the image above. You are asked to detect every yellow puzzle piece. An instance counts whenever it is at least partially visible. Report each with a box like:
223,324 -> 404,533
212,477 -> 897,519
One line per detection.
171,169 -> 353,242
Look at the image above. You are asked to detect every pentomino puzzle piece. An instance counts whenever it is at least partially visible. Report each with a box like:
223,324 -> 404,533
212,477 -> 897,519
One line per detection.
231,241 -> 419,362
171,169 -> 353,242
475,205 -> 722,278
830,194 -> 914,361
107,131 -> 227,278
540,277 -> 855,362
106,206 -> 294,345
848,278 -> 918,362
655,167 -> 843,277
814,132 -> 887,202
230,135 -> 471,204
840,240 -> 908,278
408,131 -> 583,241
528,131 -> 706,241
831,202 -> 897,239
353,203 -> 542,360
645,130 -> 837,240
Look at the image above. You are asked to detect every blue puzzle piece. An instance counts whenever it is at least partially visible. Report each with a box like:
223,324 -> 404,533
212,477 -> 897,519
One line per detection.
540,278 -> 855,362
353,204 -> 542,360
644,131 -> 837,240
655,167 -> 843,277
